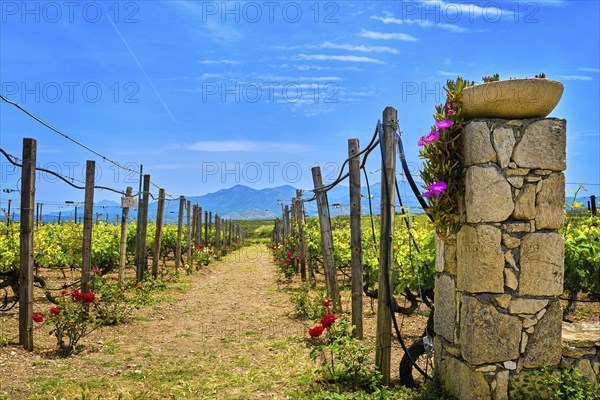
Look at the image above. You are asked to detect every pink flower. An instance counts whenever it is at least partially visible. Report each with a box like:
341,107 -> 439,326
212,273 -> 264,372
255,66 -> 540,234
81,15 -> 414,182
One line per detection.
423,130 -> 440,144
296,257 -> 301,262
417,137 -> 424,146
435,119 -> 454,130
423,181 -> 448,197
448,109 -> 456,116
92,268 -> 101,275
286,251 -> 292,257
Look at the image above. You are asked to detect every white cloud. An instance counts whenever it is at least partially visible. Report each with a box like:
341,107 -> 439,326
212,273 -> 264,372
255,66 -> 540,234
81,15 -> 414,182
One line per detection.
358,30 -> 418,42
291,65 -> 362,72
578,67 -> 600,73
186,140 -> 313,153
280,42 -> 399,54
320,42 -> 399,54
560,75 -> 593,81
371,15 -> 466,32
295,54 -> 384,64
257,74 -> 343,82
199,59 -> 240,65
438,71 -> 463,77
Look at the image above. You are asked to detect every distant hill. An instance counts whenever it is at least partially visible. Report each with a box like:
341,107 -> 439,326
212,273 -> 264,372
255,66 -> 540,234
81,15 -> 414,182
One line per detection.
27,183 -> 427,223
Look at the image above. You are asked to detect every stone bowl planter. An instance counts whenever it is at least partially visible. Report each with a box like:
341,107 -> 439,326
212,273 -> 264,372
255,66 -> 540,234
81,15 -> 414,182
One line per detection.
457,78 -> 564,119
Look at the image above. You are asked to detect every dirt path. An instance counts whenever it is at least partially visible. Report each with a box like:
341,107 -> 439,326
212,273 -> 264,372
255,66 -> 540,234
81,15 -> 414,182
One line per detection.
0,245 -> 313,399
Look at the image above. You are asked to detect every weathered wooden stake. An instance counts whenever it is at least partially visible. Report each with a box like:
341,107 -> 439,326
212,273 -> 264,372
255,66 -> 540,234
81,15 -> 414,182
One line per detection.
196,206 -> 202,247
204,211 -> 208,246
175,196 -> 185,271
186,200 -> 192,267
151,188 -> 165,278
19,138 -> 36,351
135,175 -> 150,282
81,160 -> 95,294
118,186 -> 133,286
375,107 -> 397,385
191,205 -> 197,246
348,138 -> 364,339
283,205 -> 290,242
311,166 -> 342,312
215,215 -> 221,250
296,190 -> 307,281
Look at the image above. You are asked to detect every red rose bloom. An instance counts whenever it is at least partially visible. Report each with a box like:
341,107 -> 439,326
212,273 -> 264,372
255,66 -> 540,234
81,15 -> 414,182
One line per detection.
197,244 -> 203,249
60,290 -> 67,295
322,300 -> 331,307
32,312 -> 44,323
286,251 -> 292,257
71,290 -> 83,302
296,257 -> 301,262
49,307 -> 61,315
308,325 -> 325,338
82,292 -> 96,303
321,313 -> 336,328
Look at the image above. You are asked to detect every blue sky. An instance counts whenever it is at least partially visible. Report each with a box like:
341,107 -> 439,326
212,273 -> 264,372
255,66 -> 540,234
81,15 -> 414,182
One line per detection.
1,0 -> 599,212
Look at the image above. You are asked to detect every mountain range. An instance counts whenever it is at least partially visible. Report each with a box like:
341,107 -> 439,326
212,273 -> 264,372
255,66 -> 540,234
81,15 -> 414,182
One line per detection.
9,183 -> 428,223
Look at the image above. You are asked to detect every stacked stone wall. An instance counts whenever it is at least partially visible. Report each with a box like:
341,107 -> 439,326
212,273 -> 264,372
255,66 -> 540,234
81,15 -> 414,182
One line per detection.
434,118 -> 567,399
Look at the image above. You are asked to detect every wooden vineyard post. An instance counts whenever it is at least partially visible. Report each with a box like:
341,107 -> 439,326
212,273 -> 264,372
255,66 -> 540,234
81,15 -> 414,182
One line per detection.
204,211 -> 208,246
135,175 -> 150,283
311,166 -> 342,312
118,186 -> 133,286
348,138 -> 364,339
215,215 -> 221,250
81,160 -> 95,294
274,218 -> 280,244
6,199 -> 11,226
191,205 -> 197,247
296,189 -> 307,281
151,188 -> 165,278
175,196 -> 185,271
283,205 -> 290,243
19,138 -> 36,351
291,198 -> 297,245
228,219 -> 232,248
591,195 -> 597,216
196,206 -> 202,248
375,107 -> 397,385
186,200 -> 192,267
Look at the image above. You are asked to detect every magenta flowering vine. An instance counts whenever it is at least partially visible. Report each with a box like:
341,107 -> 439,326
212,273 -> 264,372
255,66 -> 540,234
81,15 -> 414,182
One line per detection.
419,78 -> 471,237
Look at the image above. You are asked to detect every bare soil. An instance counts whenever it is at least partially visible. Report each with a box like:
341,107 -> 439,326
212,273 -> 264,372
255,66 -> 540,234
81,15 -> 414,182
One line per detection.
0,245 -> 429,399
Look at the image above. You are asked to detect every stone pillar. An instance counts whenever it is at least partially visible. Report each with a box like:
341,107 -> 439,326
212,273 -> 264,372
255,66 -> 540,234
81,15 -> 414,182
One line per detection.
434,118 -> 566,400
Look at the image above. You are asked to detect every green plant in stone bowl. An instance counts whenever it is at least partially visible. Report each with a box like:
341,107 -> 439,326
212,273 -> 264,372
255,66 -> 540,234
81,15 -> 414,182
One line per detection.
418,77 -> 470,237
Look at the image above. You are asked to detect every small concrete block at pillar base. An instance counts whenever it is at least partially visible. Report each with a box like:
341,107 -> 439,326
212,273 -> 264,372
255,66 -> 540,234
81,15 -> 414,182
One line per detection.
519,232 -> 564,296
457,224 -> 504,293
460,296 -> 522,365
